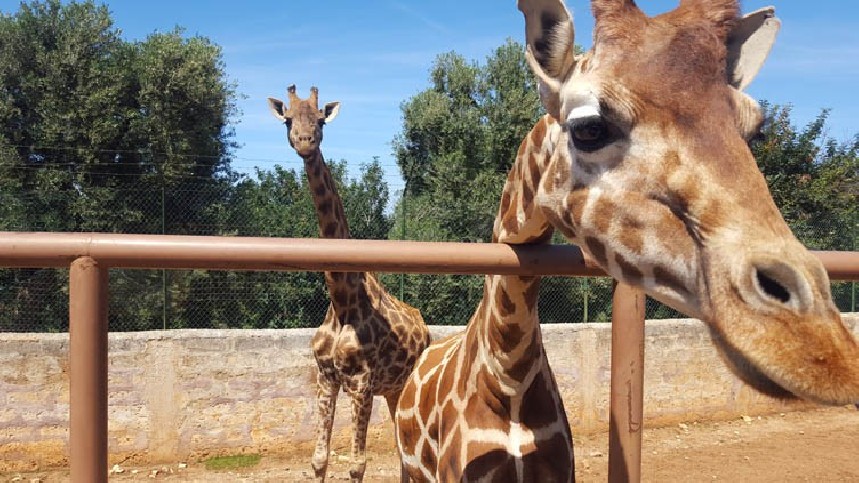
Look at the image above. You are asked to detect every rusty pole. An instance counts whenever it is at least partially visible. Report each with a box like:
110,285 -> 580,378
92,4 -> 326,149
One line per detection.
608,282 -> 646,483
69,257 -> 108,483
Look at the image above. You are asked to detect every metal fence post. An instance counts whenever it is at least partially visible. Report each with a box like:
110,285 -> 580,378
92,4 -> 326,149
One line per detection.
608,281 -> 646,483
69,257 -> 109,483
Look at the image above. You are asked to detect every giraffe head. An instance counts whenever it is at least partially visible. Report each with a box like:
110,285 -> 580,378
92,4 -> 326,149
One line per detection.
268,84 -> 340,158
518,0 -> 859,404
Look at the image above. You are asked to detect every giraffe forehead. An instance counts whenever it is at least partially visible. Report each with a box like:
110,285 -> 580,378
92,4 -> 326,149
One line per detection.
290,102 -> 320,119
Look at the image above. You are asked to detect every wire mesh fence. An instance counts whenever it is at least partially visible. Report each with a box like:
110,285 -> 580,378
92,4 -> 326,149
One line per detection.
1,170 -> 856,333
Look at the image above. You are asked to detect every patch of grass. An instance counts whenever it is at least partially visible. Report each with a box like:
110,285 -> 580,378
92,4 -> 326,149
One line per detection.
202,453 -> 261,471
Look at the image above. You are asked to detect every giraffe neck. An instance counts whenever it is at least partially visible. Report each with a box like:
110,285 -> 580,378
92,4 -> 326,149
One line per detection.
303,149 -> 350,239
475,116 -> 557,389
301,149 -> 371,310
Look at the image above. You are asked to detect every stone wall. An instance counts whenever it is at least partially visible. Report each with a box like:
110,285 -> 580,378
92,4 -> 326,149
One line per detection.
1,315 -> 856,471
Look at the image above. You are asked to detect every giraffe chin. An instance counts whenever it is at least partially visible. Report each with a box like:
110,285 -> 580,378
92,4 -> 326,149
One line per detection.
705,327 -> 797,401
702,312 -> 859,407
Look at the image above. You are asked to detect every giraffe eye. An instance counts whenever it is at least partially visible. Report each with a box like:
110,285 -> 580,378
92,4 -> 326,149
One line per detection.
568,117 -> 616,152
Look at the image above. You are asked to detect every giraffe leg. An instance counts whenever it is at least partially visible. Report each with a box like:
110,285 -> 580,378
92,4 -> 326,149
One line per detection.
348,387 -> 373,482
312,371 -> 339,482
385,393 -> 410,483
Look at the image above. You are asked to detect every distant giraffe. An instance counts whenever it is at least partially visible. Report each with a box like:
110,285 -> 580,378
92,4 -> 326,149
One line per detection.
395,0 -> 859,480
268,85 -> 430,482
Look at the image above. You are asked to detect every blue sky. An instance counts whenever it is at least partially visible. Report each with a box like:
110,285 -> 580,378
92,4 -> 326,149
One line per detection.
3,0 -> 858,193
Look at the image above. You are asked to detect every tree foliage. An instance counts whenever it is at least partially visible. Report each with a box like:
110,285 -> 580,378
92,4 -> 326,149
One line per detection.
0,0 -> 240,332
0,1 -> 393,331
751,103 -> 858,250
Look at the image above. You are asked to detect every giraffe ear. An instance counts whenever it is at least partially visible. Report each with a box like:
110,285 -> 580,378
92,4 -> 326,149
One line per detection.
726,6 -> 781,91
729,87 -> 765,141
267,97 -> 288,122
518,0 -> 576,120
322,101 -> 340,123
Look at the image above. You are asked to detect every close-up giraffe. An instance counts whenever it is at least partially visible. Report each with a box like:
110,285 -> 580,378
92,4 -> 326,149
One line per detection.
395,0 -> 859,480
268,86 -> 431,482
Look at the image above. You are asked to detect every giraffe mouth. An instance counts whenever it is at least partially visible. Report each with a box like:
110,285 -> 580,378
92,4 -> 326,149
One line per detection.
705,326 -> 796,400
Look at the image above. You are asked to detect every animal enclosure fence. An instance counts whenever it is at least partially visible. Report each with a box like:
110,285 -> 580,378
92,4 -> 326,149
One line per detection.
1,231 -> 858,483
2,166 -> 856,333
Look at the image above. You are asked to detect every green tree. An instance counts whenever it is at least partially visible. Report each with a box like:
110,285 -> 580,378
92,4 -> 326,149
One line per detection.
751,104 -> 858,311
342,158 -> 393,241
0,0 -> 238,331
752,104 -> 858,251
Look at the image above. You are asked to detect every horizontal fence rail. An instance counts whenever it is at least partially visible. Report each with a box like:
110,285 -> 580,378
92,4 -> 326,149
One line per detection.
1,232 -> 858,279
0,231 -> 605,275
1,231 -> 857,483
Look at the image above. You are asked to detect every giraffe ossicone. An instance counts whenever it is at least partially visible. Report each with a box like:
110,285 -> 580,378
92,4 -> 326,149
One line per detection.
268,86 -> 430,483
396,0 -> 859,480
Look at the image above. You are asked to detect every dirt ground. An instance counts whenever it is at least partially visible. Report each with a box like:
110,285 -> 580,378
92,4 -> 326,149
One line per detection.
5,405 -> 859,482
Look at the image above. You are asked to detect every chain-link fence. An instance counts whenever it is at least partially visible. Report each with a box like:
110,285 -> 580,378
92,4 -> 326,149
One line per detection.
1,172 -> 856,332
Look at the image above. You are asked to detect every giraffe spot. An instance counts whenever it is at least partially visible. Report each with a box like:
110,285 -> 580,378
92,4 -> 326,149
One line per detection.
496,288 -> 517,316
346,308 -> 363,325
323,222 -> 339,237
585,237 -> 608,267
499,190 -> 511,216
463,444 -> 514,482
457,339 -> 477,400
441,399 -> 458,431
472,368 -> 512,426
523,277 -> 540,307
617,223 -> 645,254
508,336 -> 540,383
543,209 -> 574,239
439,427 -> 462,480
615,251 -> 643,284
591,197 -> 617,234
523,431 -> 573,480
395,350 -> 407,363
437,362 -> 455,401
420,440 -> 437,475
528,151 -> 542,190
520,371 -> 560,428
699,200 -> 726,233
494,319 -> 525,354
398,380 -> 416,410
566,191 -> 588,227
418,370 -> 440,424
530,115 -> 547,146
522,182 -> 534,207
312,334 -> 334,356
501,191 -> 521,235
314,184 -> 327,197
427,419 -> 440,441
318,199 -> 332,214
654,266 -> 689,296
516,137 -> 528,159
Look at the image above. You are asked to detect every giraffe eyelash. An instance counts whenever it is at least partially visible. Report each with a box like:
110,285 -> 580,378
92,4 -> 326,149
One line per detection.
564,115 -> 621,152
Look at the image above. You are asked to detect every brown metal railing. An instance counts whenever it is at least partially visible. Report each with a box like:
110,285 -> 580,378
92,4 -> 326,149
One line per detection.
1,231 -> 858,483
